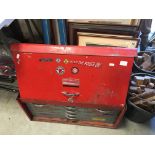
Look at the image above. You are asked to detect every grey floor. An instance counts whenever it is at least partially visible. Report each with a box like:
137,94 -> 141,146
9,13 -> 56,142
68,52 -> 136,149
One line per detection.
0,89 -> 155,135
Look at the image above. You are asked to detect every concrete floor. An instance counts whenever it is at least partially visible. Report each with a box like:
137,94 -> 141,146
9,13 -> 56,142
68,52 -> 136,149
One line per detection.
0,89 -> 155,135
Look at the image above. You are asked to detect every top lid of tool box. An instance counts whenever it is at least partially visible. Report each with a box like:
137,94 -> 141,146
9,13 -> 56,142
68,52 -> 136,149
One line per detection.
10,43 -> 137,57
10,43 -> 137,109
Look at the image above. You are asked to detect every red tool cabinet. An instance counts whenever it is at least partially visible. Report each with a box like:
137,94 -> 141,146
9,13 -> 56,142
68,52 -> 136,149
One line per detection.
11,43 -> 137,128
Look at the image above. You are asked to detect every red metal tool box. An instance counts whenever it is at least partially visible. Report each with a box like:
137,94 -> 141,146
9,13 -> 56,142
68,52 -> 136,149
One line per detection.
11,43 -> 137,128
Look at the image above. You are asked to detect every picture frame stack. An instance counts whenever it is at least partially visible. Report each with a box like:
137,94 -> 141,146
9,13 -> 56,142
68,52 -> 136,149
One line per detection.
66,19 -> 141,48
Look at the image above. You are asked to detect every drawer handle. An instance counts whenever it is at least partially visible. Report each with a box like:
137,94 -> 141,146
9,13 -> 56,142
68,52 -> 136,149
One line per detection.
34,104 -> 45,107
62,91 -> 80,97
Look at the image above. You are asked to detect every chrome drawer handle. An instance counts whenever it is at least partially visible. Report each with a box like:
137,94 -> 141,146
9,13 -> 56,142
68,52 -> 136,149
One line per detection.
62,91 -> 80,97
34,104 -> 45,107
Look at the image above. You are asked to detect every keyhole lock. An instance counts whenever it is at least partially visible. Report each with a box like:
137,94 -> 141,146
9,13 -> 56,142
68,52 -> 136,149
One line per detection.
68,96 -> 74,103
62,91 -> 80,103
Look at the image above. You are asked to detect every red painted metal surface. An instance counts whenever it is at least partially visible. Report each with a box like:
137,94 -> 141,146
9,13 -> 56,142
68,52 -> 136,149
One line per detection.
11,43 -> 137,109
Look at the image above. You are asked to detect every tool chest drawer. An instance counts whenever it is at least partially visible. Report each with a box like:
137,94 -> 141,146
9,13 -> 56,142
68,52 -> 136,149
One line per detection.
25,103 -> 119,124
17,98 -> 126,128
